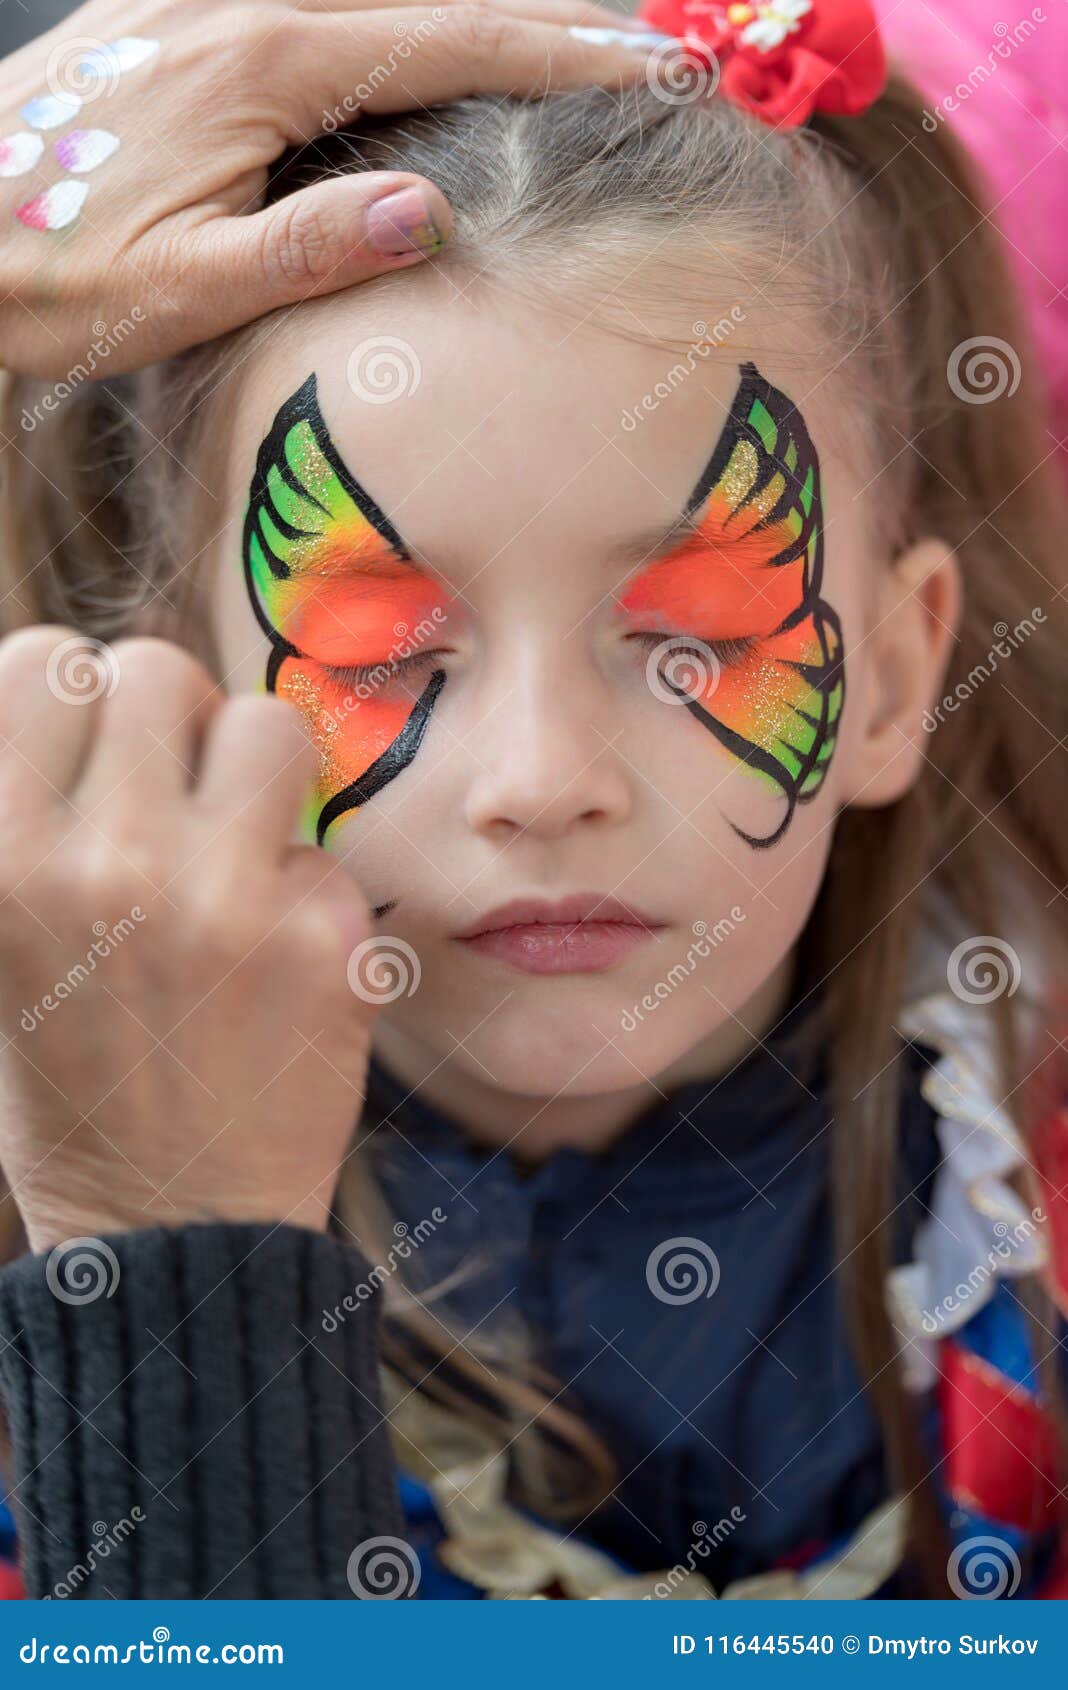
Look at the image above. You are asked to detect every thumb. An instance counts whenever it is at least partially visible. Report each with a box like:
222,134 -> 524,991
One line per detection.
281,842 -> 376,964
192,171 -> 452,329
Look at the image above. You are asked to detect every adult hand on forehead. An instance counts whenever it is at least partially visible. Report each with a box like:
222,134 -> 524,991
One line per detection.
0,0 -> 668,379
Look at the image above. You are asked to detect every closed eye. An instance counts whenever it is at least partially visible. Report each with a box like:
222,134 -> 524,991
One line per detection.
324,634 -> 756,694
322,648 -> 449,693
627,631 -> 758,667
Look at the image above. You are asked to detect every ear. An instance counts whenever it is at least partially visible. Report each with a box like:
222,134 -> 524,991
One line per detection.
838,535 -> 961,811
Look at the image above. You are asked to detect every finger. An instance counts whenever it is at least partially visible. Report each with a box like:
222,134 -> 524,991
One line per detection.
179,171 -> 452,332
301,0 -> 657,26
491,0 -> 662,23
280,843 -> 374,963
74,640 -> 225,816
194,693 -> 320,860
182,2 -> 665,326
0,626 -> 107,804
285,8 -> 664,128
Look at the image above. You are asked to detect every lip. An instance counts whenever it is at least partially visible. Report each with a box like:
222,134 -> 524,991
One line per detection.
454,893 -> 664,976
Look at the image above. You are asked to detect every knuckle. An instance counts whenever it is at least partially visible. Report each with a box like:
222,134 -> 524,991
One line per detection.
211,5 -> 282,77
180,877 -> 263,966
110,636 -> 201,688
0,623 -> 80,675
222,691 -> 310,754
443,4 -> 516,59
263,196 -> 348,290
79,842 -> 156,923
282,903 -> 342,972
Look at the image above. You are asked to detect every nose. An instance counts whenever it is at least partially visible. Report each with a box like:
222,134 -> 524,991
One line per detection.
462,648 -> 633,842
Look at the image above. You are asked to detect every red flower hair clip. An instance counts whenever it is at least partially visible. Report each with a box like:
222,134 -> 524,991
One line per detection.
635,0 -> 887,129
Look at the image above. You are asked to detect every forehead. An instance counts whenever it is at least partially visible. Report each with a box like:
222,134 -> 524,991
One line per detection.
226,278 -> 835,586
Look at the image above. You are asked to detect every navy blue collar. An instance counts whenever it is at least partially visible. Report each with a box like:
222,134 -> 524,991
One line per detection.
363,986 -> 831,1196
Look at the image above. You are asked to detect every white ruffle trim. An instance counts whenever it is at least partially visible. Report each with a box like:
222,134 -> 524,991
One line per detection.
886,990 -> 1046,1392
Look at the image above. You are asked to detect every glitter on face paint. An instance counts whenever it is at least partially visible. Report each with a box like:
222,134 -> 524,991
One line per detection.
15,179 -> 89,231
54,129 -> 120,172
242,375 -> 453,844
21,93 -> 82,130
0,132 -> 44,177
281,664 -> 345,796
715,439 -> 758,511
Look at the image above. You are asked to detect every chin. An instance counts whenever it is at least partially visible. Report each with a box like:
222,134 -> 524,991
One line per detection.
450,1000 -> 718,1100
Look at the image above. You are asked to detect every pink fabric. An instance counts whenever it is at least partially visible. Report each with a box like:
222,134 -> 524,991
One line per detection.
873,0 -> 1068,479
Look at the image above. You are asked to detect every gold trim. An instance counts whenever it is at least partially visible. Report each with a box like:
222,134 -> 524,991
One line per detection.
387,1387 -> 905,1601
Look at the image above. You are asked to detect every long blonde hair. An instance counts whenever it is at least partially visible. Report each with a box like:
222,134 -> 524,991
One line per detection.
2,69 -> 1067,1593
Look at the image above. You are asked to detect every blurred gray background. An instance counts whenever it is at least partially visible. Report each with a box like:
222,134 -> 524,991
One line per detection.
0,0 -> 77,57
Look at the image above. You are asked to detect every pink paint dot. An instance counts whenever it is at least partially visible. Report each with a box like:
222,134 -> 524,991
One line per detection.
15,180 -> 89,232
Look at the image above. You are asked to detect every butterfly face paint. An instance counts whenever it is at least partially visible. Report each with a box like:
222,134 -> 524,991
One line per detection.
242,376 -> 452,845
619,361 -> 844,848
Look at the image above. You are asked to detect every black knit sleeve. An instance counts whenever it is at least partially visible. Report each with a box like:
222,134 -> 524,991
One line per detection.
0,1222 -> 404,1598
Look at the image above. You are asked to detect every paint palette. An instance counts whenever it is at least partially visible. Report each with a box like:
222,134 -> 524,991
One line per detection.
7,37 -> 159,232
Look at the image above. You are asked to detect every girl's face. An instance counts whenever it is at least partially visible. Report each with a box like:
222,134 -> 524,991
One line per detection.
212,279 -> 890,1101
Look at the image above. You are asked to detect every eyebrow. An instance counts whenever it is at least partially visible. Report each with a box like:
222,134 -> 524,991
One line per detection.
415,514 -> 710,597
305,360 -> 752,591
605,513 -> 706,576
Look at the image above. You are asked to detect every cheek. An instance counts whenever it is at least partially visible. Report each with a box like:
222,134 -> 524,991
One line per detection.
625,550 -> 841,841
280,661 -> 414,777
260,571 -> 455,836
274,660 -> 421,840
622,799 -> 831,1044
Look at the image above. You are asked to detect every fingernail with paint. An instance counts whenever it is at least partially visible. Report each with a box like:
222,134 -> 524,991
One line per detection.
366,185 -> 447,259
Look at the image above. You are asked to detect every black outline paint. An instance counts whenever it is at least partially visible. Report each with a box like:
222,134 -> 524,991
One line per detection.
241,374 -> 444,844
242,363 -> 844,854
665,360 -> 845,849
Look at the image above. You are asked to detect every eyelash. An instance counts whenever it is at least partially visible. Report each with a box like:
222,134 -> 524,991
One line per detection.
323,632 -> 757,693
627,631 -> 757,667
324,649 -> 447,691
